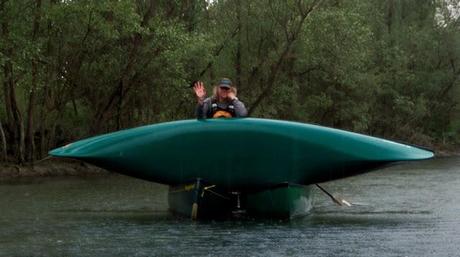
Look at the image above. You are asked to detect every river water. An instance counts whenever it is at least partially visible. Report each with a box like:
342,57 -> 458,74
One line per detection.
0,157 -> 459,257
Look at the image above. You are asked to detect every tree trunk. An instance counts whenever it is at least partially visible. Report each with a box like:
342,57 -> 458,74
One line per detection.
37,0 -> 57,159
1,2 -> 25,163
94,0 -> 157,133
235,0 -> 242,88
1,0 -> 13,130
387,0 -> 394,35
186,0 -> 196,32
3,63 -> 25,164
25,0 -> 42,162
248,0 -> 322,115
6,66 -> 25,164
0,120 -> 7,162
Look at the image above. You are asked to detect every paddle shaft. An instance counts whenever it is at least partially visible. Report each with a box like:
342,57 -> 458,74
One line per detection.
315,184 -> 344,206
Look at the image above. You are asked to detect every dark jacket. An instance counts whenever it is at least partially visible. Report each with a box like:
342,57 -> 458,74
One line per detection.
196,97 -> 248,119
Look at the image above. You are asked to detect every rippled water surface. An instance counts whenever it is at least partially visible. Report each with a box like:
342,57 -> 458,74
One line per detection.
1,157 -> 460,257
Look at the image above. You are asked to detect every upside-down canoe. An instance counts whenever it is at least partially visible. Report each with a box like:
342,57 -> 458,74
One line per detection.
49,118 -> 434,219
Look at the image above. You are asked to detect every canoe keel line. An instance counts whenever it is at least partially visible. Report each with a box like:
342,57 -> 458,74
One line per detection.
49,118 -> 434,219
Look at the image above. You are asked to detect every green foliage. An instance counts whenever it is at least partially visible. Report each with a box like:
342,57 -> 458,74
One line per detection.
0,0 -> 459,162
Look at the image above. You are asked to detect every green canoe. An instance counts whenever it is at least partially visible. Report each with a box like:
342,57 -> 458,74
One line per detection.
49,118 -> 433,189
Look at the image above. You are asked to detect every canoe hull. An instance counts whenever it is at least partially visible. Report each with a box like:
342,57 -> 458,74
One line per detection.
49,118 -> 434,189
168,180 -> 313,219
245,184 -> 313,219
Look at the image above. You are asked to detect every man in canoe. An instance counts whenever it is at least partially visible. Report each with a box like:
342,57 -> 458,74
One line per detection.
193,78 -> 248,118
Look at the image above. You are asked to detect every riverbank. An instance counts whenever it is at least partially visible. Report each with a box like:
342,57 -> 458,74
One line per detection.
0,158 -> 109,181
436,150 -> 460,157
432,144 -> 460,157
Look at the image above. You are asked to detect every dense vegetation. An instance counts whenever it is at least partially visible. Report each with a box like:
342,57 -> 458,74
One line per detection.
1,0 -> 459,163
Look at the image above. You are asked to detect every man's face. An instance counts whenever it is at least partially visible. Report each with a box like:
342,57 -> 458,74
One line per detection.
218,86 -> 230,99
